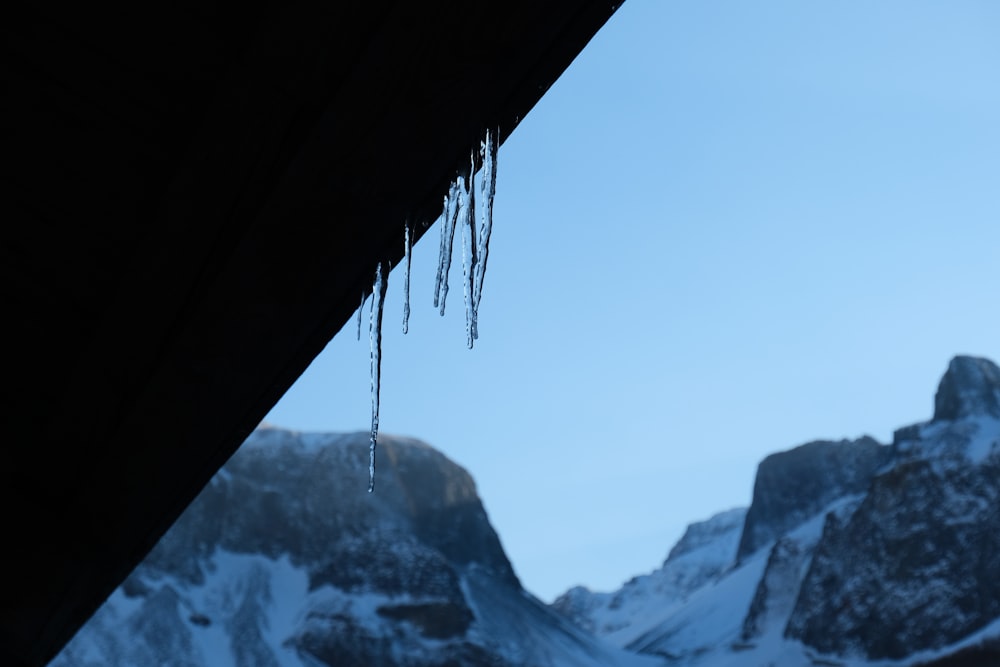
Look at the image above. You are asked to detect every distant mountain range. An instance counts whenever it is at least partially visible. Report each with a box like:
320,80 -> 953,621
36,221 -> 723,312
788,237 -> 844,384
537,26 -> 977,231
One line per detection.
53,355 -> 1000,666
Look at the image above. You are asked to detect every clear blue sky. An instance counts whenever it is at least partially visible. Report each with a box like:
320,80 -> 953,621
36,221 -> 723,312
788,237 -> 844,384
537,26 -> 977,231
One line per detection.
266,0 -> 1000,602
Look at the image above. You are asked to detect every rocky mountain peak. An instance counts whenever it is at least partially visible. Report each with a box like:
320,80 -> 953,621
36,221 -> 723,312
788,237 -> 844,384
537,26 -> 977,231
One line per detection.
666,507 -> 746,562
735,435 -> 890,562
933,355 -> 1000,421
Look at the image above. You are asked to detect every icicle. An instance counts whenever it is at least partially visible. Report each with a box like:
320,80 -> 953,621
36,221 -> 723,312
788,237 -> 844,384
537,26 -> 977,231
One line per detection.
368,261 -> 388,493
433,181 -> 461,316
356,291 -> 365,341
472,129 -> 498,341
402,223 -> 412,334
429,130 -> 499,347
355,131 -> 499,491
433,192 -> 451,310
461,154 -> 478,349
460,218 -> 473,349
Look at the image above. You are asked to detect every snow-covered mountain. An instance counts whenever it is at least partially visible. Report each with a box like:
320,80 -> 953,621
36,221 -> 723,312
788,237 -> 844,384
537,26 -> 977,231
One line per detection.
553,355 -> 1000,666
551,507 -> 746,646
52,429 -> 662,667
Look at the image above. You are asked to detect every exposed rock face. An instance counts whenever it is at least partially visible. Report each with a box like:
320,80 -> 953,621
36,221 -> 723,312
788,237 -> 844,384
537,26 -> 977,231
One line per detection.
933,355 -> 1000,421
736,435 -> 891,562
142,427 -> 517,592
741,495 -> 858,643
53,429 -> 658,667
786,415 -> 1000,659
741,527 -> 820,642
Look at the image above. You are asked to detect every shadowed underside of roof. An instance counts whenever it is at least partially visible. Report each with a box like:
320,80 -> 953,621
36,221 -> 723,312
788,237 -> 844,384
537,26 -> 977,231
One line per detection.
1,2 -> 622,664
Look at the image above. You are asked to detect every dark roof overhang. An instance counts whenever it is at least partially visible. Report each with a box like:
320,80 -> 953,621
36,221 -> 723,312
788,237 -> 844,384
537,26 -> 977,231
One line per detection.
1,2 -> 623,664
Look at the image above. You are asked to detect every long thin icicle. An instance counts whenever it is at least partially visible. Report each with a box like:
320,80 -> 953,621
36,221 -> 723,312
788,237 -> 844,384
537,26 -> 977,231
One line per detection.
368,261 -> 388,493
433,192 -> 451,309
356,291 -> 365,341
461,155 -> 478,349
472,129 -> 498,341
402,223 -> 412,334
433,181 -> 461,315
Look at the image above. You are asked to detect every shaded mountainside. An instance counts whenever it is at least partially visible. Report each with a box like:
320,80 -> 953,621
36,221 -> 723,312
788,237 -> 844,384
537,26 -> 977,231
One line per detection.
53,429 -> 661,667
553,355 -> 1000,666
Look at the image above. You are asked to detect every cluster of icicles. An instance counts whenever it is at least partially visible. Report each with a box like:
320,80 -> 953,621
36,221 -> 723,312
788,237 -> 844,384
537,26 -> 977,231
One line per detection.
358,130 -> 498,492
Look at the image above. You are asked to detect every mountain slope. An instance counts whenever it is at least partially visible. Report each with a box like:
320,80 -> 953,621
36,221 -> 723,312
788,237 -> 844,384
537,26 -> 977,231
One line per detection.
52,429 -> 662,667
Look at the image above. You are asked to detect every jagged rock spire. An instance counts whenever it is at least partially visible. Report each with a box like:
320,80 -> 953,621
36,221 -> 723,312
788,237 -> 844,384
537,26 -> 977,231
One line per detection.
933,355 -> 1000,421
